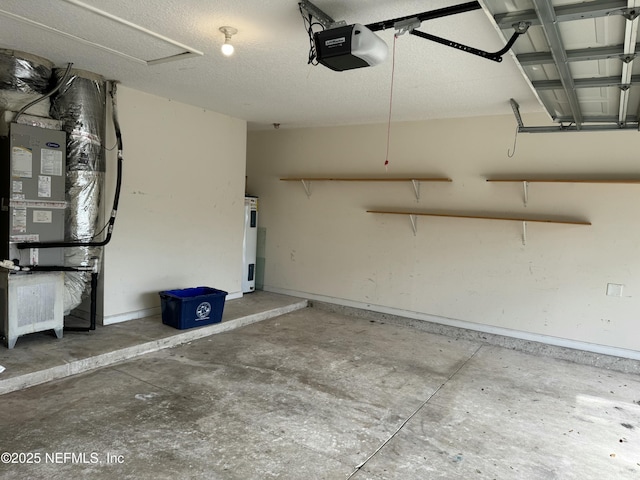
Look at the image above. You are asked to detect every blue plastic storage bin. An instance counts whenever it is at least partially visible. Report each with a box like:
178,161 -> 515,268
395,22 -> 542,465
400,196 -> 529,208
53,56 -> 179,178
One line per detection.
159,286 -> 227,329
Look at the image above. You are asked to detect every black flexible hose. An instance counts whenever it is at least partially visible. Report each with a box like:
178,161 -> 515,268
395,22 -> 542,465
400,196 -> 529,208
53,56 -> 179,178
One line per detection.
17,81 -> 123,250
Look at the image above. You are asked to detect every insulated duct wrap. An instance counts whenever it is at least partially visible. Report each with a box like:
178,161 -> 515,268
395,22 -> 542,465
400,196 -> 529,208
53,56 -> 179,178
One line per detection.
0,49 -> 53,93
0,49 -> 53,118
50,69 -> 106,314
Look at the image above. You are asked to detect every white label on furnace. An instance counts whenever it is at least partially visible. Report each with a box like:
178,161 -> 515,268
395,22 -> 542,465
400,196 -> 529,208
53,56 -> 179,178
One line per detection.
12,208 -> 27,232
10,234 -> 39,243
11,193 -> 25,200
38,175 -> 52,198
12,180 -> 22,193
33,210 -> 52,223
41,149 -> 63,176
12,146 -> 32,178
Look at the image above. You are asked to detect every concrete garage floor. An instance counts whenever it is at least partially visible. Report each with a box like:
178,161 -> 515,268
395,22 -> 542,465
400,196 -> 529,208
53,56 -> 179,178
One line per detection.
1,300 -> 640,479
0,291 -> 307,395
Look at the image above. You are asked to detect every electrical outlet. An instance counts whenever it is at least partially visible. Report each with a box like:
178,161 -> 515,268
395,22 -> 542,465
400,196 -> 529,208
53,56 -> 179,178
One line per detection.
606,283 -> 624,297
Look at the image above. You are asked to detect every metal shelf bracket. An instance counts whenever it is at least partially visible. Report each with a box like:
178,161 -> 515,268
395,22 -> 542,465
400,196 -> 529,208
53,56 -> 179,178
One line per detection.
301,179 -> 312,198
523,180 -> 529,206
409,214 -> 418,236
522,220 -> 527,245
411,179 -> 421,201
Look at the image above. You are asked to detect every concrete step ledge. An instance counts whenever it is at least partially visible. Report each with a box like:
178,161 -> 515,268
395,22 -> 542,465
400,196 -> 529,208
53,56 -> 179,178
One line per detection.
0,300 -> 308,396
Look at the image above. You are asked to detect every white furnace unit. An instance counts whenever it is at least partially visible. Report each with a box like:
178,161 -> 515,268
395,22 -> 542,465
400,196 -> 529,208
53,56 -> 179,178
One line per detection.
242,196 -> 258,293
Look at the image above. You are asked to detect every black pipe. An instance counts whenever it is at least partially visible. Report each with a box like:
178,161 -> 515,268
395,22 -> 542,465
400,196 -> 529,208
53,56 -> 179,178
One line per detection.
64,271 -> 98,332
90,271 -> 97,330
365,1 -> 481,32
17,82 -> 123,250
19,265 -> 92,272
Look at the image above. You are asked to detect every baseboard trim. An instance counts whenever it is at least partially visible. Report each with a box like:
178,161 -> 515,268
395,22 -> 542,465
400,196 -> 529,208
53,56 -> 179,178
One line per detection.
263,286 -> 640,373
103,306 -> 160,325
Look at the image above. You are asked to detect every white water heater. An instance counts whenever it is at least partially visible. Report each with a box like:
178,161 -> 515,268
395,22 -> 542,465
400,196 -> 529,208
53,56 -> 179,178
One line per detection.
242,196 -> 258,293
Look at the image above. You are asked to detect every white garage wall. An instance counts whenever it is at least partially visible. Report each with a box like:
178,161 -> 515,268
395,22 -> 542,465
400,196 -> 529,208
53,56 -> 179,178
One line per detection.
247,113 -> 640,357
102,86 -> 247,323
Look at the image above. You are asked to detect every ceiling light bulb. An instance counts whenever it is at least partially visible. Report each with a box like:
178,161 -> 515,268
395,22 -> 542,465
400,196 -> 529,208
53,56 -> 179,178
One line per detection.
221,42 -> 234,56
219,26 -> 238,57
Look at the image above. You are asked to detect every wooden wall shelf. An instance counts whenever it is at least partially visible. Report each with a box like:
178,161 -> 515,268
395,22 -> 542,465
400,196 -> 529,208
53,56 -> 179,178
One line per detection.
280,177 -> 451,199
486,178 -> 640,206
367,209 -> 590,243
486,178 -> 640,184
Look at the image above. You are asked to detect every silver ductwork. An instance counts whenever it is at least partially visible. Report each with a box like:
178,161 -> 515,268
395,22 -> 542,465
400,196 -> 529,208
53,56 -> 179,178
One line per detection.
49,69 -> 106,314
0,48 -> 52,93
0,49 -> 53,118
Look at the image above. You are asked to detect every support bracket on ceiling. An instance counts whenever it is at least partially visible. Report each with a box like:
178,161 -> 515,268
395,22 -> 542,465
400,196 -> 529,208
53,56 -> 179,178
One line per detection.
394,18 -> 421,36
408,20 -> 529,63
612,7 -> 640,21
299,0 -> 346,29
510,98 -> 525,128
508,97 -> 640,133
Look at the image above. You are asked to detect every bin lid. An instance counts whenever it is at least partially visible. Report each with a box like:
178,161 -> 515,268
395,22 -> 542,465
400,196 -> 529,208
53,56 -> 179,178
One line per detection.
159,287 -> 227,299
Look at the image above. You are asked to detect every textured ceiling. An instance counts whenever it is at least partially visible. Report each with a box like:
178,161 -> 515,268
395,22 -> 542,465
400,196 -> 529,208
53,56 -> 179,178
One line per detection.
0,0 -> 544,130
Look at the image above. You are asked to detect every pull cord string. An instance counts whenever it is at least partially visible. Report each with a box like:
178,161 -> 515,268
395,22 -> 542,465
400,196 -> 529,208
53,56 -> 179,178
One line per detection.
385,33 -> 398,171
